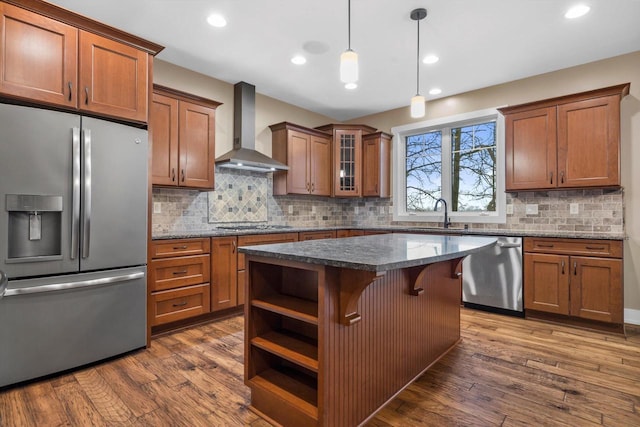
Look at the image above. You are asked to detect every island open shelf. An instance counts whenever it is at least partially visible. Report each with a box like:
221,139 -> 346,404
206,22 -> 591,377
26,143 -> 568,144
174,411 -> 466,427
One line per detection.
241,233 -> 496,426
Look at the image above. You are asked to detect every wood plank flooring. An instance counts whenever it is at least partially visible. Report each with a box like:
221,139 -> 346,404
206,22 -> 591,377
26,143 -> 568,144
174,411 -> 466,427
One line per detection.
1,309 -> 639,426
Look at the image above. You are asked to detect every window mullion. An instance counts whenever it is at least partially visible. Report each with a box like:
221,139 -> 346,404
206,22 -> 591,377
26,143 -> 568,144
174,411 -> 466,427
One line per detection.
441,127 -> 453,211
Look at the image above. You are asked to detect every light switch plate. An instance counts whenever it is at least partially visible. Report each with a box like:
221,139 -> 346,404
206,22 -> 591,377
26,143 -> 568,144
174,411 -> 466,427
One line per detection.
288,205 -> 293,214
570,203 -> 579,214
153,202 -> 161,214
525,204 -> 538,215
311,205 -> 316,214
506,204 -> 514,215
354,206 -> 359,214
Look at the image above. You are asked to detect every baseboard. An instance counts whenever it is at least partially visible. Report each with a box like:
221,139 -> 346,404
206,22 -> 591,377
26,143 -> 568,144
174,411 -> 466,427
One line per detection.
624,308 -> 640,326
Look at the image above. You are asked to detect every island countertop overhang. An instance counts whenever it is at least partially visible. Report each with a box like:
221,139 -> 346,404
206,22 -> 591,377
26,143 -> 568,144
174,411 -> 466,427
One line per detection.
238,233 -> 497,272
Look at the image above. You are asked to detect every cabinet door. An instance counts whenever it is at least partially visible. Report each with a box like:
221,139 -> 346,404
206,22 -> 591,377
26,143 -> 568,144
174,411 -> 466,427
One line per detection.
558,95 -> 620,188
505,107 -> 557,191
178,100 -> 216,189
309,134 -> 332,196
570,256 -> 622,323
287,130 -> 312,194
524,253 -> 569,315
79,31 -> 148,122
211,237 -> 238,311
151,93 -> 179,186
334,129 -> 362,196
0,3 -> 77,107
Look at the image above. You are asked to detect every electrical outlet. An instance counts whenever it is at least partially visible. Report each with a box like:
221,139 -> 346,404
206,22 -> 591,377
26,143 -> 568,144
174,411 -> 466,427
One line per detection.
525,204 -> 538,215
570,203 -> 579,214
354,206 -> 359,214
311,205 -> 316,214
506,204 -> 514,215
288,205 -> 293,214
153,202 -> 161,214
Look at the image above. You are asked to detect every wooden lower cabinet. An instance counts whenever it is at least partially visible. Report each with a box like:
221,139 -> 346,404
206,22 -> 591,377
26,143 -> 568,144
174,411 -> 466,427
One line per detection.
211,236 -> 238,311
523,237 -> 623,331
149,238 -> 211,327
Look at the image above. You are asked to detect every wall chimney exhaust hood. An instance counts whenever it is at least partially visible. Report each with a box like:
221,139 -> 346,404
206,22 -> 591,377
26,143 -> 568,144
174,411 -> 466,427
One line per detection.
215,82 -> 289,173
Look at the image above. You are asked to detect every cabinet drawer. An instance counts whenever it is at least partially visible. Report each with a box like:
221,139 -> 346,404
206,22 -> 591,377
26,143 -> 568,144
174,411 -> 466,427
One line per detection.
524,237 -> 622,258
237,233 -> 299,269
299,230 -> 336,241
151,238 -> 210,258
149,254 -> 210,291
150,284 -> 211,326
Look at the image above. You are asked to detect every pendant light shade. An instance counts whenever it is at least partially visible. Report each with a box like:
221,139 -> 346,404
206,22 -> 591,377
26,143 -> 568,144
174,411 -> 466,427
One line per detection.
340,49 -> 358,84
410,95 -> 425,118
340,0 -> 358,85
410,8 -> 427,118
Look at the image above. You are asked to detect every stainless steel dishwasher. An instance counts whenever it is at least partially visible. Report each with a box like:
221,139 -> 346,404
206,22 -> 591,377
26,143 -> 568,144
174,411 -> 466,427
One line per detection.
462,236 -> 523,316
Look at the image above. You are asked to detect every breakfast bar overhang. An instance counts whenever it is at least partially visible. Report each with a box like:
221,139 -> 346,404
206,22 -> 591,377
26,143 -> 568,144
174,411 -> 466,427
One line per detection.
240,233 -> 496,426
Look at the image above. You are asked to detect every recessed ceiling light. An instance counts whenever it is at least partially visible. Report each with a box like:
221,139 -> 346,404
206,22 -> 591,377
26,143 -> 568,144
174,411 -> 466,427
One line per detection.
423,54 -> 439,64
429,88 -> 442,95
345,83 -> 357,90
207,13 -> 227,27
565,4 -> 590,19
291,55 -> 307,65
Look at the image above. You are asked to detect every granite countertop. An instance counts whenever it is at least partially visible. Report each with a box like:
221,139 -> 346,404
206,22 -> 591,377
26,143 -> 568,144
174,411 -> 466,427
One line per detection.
238,233 -> 497,272
153,225 -> 625,241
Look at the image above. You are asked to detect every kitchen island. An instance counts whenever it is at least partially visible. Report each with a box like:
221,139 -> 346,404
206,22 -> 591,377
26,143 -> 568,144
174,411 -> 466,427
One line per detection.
240,233 -> 496,426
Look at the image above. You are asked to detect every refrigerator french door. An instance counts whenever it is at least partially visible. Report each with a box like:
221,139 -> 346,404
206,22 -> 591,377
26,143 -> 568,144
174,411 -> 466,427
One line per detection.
0,103 -> 148,388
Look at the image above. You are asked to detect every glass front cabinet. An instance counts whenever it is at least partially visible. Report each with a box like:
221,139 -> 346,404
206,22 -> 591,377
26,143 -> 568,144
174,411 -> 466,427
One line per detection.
315,124 -> 376,197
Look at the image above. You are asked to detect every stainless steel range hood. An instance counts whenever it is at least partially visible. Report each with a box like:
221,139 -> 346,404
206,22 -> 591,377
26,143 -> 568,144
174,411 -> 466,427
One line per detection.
215,82 -> 289,173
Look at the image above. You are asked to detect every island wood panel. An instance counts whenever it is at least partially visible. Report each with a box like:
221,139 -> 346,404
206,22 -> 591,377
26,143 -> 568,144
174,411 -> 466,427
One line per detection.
321,259 -> 463,426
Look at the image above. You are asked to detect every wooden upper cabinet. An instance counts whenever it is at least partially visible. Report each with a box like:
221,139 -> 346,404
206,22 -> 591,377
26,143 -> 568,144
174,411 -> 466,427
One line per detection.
79,31 -> 148,122
558,95 -> 620,188
151,85 -> 220,190
0,1 -> 162,123
500,84 -> 629,192
315,124 -> 377,197
504,107 -> 557,191
150,92 -> 179,186
0,2 -> 77,107
179,101 -> 216,188
362,131 -> 392,197
270,122 -> 332,196
309,133 -> 332,195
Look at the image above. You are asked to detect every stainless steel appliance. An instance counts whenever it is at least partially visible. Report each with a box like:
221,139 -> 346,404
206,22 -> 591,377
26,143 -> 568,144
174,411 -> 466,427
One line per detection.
462,236 -> 523,315
0,103 -> 148,388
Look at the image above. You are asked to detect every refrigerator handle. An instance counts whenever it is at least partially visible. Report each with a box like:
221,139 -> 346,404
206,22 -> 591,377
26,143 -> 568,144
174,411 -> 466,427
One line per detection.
3,271 -> 144,297
71,127 -> 81,260
82,129 -> 92,259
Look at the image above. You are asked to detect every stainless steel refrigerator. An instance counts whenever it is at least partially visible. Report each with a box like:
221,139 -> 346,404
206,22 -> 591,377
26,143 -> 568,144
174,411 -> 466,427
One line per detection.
0,103 -> 148,388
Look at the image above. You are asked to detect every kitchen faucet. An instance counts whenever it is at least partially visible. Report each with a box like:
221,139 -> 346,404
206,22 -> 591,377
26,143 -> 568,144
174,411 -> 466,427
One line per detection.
434,198 -> 451,229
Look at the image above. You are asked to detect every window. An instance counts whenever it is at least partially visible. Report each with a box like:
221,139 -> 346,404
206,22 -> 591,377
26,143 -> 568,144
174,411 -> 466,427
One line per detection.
392,108 -> 505,224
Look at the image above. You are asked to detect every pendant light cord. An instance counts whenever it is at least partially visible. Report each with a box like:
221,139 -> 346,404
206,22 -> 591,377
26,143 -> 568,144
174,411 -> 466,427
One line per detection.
348,0 -> 352,50
416,18 -> 420,95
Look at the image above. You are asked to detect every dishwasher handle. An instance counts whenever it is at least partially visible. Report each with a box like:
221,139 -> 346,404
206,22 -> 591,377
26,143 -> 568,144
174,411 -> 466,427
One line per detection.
496,242 -> 522,249
2,271 -> 144,297
0,270 -> 7,299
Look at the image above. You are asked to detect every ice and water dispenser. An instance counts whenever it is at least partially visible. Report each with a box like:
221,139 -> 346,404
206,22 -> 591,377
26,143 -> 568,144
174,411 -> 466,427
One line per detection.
6,194 -> 63,261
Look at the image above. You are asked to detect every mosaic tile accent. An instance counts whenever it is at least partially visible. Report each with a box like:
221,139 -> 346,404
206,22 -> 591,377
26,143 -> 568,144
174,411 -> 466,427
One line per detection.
208,168 -> 268,223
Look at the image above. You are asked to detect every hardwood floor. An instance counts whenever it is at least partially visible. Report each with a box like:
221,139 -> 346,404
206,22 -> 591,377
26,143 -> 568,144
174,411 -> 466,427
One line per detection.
1,309 -> 639,426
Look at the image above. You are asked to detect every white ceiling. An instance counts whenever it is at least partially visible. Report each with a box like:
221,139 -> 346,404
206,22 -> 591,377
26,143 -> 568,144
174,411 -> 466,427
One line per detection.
48,0 -> 640,121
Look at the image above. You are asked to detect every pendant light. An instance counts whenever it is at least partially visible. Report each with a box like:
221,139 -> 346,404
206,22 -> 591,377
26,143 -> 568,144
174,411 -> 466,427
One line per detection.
340,0 -> 358,85
410,8 -> 427,118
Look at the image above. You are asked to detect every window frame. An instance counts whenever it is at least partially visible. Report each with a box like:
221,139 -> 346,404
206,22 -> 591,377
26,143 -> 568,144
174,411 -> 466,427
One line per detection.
391,108 -> 506,224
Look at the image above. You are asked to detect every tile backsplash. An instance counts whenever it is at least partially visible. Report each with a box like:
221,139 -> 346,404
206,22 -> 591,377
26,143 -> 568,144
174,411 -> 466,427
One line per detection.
152,168 -> 623,237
